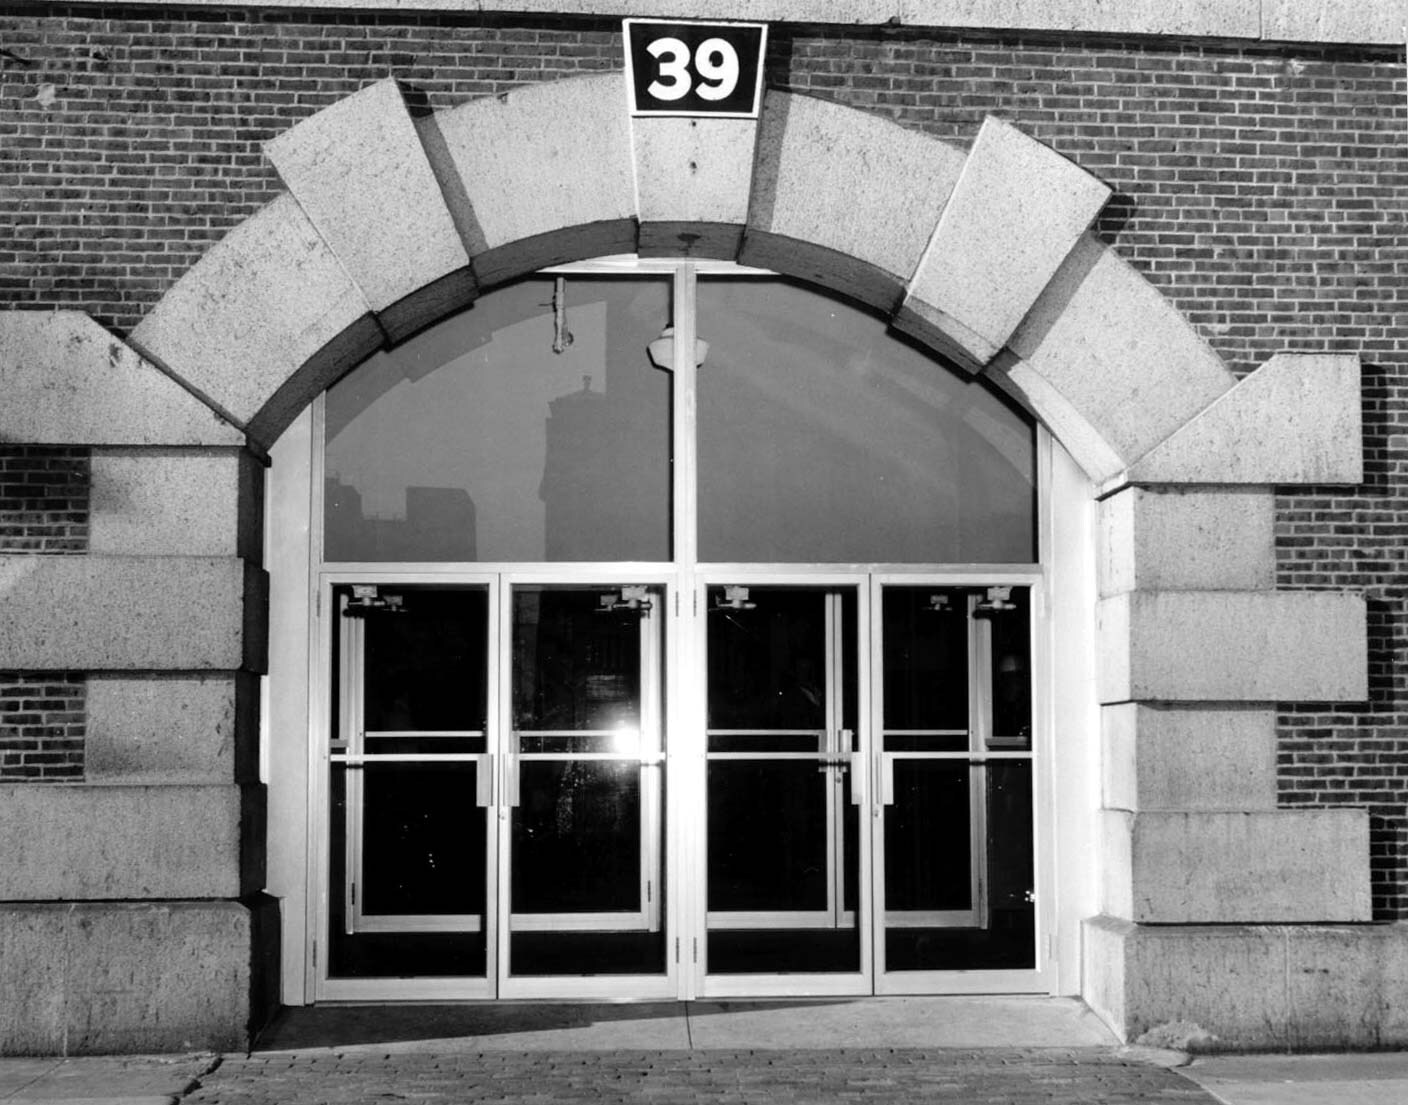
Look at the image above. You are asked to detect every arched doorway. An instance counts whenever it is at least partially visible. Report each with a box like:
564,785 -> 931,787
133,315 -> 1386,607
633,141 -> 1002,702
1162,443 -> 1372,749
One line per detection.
264,259 -> 1095,1002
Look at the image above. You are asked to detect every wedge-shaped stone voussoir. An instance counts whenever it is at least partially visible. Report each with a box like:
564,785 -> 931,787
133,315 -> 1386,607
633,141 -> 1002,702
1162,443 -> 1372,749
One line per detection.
91,448 -> 263,559
741,90 -> 966,311
1098,486 -> 1275,596
130,194 -> 384,449
265,78 -> 474,343
1102,809 -> 1370,924
1127,354 -> 1363,486
1097,589 -> 1366,704
1084,915 -> 1408,1051
634,115 -> 758,259
1103,703 -> 1277,812
896,115 -> 1111,371
0,784 -> 264,901
0,898 -> 277,1055
1007,235 -> 1236,482
0,555 -> 268,672
418,73 -> 638,287
0,312 -> 243,446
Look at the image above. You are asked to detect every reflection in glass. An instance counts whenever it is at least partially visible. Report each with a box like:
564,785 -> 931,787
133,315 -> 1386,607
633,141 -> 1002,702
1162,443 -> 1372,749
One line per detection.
508,584 -> 665,977
325,278 -> 671,562
514,761 -> 642,914
698,279 -> 1036,563
513,588 -> 642,732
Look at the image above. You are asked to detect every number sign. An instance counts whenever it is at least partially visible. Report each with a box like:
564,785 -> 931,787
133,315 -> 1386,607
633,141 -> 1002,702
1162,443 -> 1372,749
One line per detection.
624,19 -> 767,118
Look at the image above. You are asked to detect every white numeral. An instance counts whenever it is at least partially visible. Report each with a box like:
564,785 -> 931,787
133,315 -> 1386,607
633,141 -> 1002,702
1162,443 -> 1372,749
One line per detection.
644,36 -> 741,103
694,38 -> 739,101
646,37 -> 691,101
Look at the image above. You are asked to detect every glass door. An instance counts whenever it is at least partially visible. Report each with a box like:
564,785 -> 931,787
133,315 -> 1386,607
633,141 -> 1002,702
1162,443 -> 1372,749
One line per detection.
325,582 -> 497,993
321,577 -> 671,998
701,581 -> 868,987
872,580 -> 1038,991
500,581 -> 669,992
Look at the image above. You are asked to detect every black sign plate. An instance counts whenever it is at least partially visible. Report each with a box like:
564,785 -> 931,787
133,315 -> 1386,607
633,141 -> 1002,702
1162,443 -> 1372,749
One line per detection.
624,19 -> 767,118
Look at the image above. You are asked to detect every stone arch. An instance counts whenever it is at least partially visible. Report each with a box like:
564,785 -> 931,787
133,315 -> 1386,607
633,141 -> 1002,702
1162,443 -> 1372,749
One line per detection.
0,73 -> 1377,1050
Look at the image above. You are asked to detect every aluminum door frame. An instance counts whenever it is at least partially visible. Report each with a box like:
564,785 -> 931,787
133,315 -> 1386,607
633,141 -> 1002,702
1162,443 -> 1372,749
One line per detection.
495,569 -> 679,1002
693,568 -> 874,999
869,569 -> 1051,997
313,569 -> 502,1002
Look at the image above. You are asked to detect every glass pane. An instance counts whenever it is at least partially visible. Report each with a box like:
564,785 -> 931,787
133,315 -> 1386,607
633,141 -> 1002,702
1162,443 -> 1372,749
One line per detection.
513,760 -> 642,914
697,278 -> 1036,563
325,277 -> 671,562
884,761 -> 1035,972
361,763 -> 485,916
328,763 -> 489,979
705,585 -> 860,975
884,760 -> 973,912
988,589 -> 1032,749
508,583 -> 665,978
706,588 -> 826,730
883,587 -> 967,747
707,760 -> 828,912
361,587 -> 487,742
513,587 -> 643,732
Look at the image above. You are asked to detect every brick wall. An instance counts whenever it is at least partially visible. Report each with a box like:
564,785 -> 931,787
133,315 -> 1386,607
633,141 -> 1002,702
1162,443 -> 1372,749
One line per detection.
0,446 -> 89,553
2,6 -> 1406,911
0,674 -> 85,782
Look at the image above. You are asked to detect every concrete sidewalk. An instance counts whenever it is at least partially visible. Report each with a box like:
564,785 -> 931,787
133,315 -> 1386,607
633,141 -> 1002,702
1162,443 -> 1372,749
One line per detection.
1179,1052 -> 1408,1105
0,999 -> 1404,1104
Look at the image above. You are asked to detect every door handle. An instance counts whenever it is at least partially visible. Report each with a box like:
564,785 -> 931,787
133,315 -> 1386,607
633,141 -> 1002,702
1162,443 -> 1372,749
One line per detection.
849,750 -> 864,805
475,752 -> 494,807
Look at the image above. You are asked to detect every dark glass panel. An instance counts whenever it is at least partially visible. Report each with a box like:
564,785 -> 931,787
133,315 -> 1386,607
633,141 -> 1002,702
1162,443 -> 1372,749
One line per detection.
706,760 -> 828,912
884,761 -> 1035,972
361,587 -> 488,739
327,764 -> 488,979
987,588 -> 1033,748
707,929 -> 860,975
882,587 -> 967,737
360,762 -> 485,916
884,759 -> 972,912
706,588 -> 826,731
510,931 -> 666,976
513,588 -> 643,732
512,760 -> 643,915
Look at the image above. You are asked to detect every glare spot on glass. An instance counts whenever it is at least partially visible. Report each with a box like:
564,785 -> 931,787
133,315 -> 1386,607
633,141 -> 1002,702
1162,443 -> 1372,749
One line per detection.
609,726 -> 642,755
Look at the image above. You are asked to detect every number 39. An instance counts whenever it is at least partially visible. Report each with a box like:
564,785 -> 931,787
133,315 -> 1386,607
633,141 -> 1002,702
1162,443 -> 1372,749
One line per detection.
646,37 -> 740,102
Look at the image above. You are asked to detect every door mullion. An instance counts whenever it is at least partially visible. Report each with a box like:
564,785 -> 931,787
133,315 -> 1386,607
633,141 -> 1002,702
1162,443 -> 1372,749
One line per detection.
826,591 -> 844,930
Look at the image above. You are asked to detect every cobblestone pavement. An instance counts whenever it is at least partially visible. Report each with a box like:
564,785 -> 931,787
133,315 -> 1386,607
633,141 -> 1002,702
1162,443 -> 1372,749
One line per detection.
183,1049 -> 1217,1104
